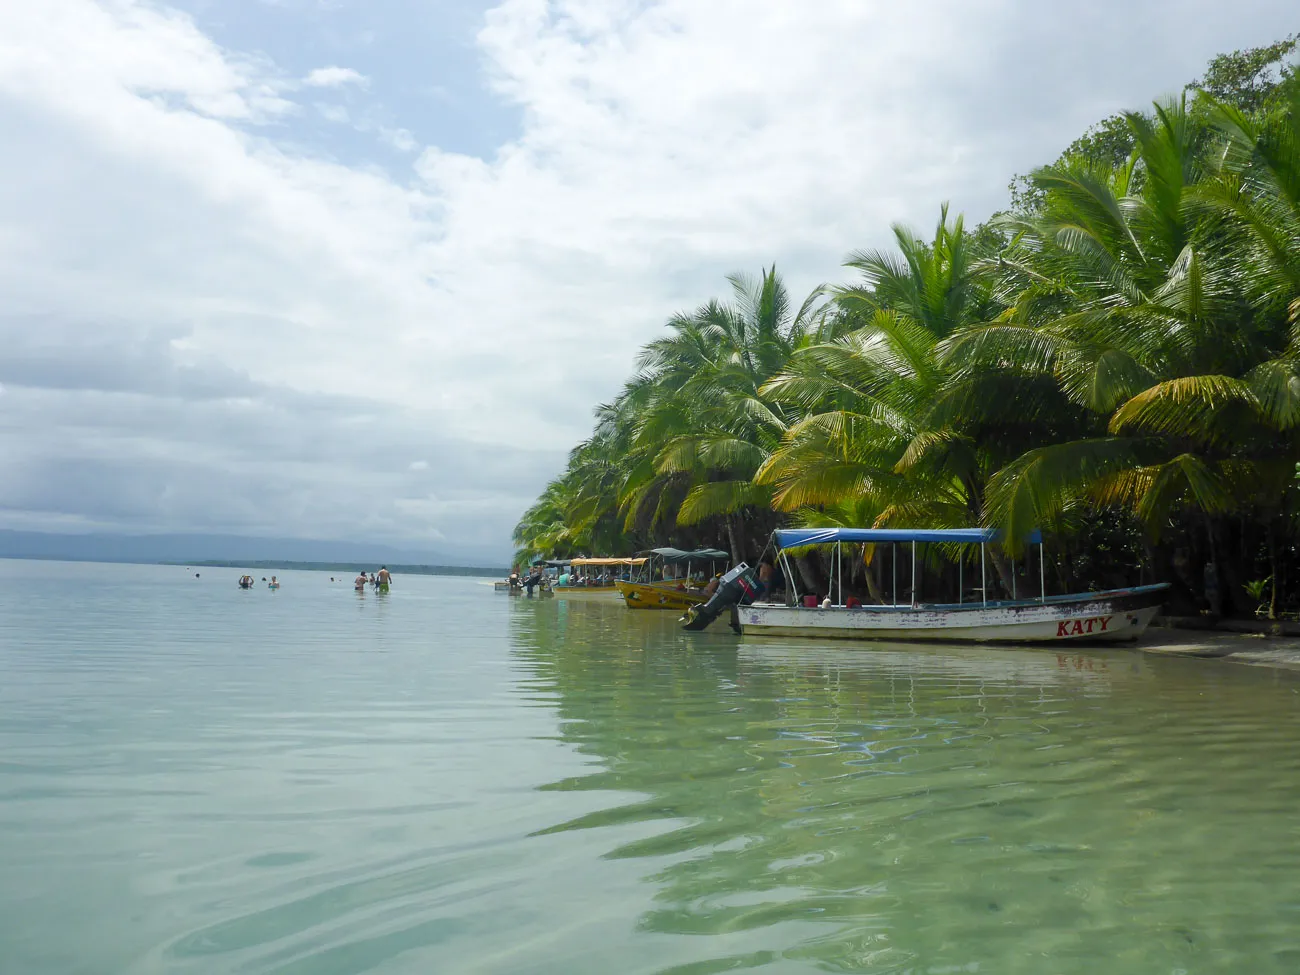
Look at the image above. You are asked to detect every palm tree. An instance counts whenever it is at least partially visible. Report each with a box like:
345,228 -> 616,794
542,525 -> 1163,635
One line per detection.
619,267 -> 832,563
956,92 -> 1300,610
759,207 -> 1010,535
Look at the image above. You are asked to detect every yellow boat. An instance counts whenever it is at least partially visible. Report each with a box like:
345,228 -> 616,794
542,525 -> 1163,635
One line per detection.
616,580 -> 710,611
552,557 -> 648,597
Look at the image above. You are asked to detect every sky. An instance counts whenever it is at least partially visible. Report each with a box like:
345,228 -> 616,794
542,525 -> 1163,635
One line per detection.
0,1 -> 1296,562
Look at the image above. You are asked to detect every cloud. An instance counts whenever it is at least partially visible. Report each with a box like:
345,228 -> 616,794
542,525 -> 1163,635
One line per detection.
380,126 -> 417,153
303,65 -> 369,88
0,0 -> 1297,555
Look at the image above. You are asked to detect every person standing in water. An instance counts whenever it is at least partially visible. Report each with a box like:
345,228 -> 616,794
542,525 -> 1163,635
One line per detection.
376,566 -> 393,592
354,571 -> 368,592
268,576 -> 280,590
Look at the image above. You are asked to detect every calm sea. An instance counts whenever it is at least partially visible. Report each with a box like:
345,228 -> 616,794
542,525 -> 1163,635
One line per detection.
2,558 -> 1299,974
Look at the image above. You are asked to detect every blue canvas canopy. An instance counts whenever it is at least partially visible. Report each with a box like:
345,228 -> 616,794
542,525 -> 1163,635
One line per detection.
773,527 -> 1042,548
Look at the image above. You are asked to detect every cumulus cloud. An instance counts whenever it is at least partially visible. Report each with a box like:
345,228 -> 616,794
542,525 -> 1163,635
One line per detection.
0,0 -> 1296,556
303,65 -> 369,88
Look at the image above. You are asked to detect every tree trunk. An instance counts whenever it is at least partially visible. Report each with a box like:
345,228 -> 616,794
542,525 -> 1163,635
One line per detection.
864,548 -> 885,605
1268,521 -> 1279,621
1203,515 -> 1222,618
725,515 -> 745,567
793,554 -> 826,597
989,547 -> 1015,599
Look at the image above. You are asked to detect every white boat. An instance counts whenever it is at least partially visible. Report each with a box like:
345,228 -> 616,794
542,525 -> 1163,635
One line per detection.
729,527 -> 1169,644
739,586 -> 1167,642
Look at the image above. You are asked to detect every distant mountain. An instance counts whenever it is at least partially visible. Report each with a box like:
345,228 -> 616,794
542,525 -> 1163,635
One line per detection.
0,530 -> 505,568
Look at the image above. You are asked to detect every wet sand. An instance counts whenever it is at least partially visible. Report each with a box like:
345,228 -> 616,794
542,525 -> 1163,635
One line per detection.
1143,624 -> 1300,672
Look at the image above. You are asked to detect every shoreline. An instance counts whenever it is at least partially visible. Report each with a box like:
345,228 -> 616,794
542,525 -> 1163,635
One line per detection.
1141,620 -> 1300,673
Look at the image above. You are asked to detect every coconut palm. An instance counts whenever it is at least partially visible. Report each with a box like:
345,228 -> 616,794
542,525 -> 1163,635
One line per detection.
619,267 -> 833,562
954,93 -> 1300,611
758,206 -> 1009,529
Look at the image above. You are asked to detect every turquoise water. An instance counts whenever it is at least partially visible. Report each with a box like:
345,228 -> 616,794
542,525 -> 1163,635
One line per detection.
2,559 -> 1300,974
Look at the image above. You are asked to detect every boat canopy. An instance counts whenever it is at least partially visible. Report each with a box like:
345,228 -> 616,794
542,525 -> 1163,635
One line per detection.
539,559 -> 571,567
647,547 -> 731,563
773,527 -> 1042,548
571,557 -> 648,566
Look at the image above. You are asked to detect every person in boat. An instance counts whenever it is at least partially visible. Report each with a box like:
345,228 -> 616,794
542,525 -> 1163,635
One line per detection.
522,567 -> 542,594
354,572 -> 367,592
703,573 -> 722,598
557,569 -> 571,587
753,560 -> 775,601
376,567 -> 392,592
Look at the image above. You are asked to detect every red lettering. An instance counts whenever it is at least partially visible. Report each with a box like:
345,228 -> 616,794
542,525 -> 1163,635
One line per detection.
1098,616 -> 1112,632
1071,620 -> 1084,636
1057,621 -> 1069,637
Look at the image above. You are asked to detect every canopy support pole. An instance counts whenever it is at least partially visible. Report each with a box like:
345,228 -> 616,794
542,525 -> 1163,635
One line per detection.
1012,557 -> 1017,600
892,543 -> 897,607
981,543 -> 987,608
959,555 -> 963,605
835,542 -> 842,607
911,540 -> 917,608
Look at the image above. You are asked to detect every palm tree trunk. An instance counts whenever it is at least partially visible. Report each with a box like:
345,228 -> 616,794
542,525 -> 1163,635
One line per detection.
1268,522 -> 1279,621
864,551 -> 885,604
793,554 -> 826,597
725,515 -> 745,567
989,547 -> 1015,598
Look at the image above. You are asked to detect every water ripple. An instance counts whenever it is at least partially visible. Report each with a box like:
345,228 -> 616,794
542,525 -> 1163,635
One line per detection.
2,563 -> 1300,973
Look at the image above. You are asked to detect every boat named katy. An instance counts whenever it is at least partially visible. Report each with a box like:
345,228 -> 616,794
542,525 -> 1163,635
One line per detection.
699,528 -> 1169,644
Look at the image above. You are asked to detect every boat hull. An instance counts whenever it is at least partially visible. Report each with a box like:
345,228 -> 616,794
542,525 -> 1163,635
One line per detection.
616,581 -> 709,610
737,585 -> 1168,644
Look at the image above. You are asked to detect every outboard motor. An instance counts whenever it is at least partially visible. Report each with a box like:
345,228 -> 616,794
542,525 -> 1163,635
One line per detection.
681,563 -> 755,632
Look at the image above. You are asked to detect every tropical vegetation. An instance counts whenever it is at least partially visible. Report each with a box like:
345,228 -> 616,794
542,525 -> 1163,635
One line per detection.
514,36 -> 1300,619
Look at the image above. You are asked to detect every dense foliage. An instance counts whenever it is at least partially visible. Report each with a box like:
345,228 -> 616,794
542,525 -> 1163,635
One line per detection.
514,38 -> 1300,619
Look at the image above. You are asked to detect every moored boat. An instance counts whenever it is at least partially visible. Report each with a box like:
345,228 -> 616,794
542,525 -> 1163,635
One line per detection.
691,527 -> 1170,644
553,557 -> 648,597
616,547 -> 730,610
616,580 -> 709,611
738,585 -> 1168,642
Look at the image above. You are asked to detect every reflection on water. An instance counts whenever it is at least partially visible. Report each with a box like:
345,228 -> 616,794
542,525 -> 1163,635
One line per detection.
1,561 -> 1299,974
514,598 -> 1300,974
